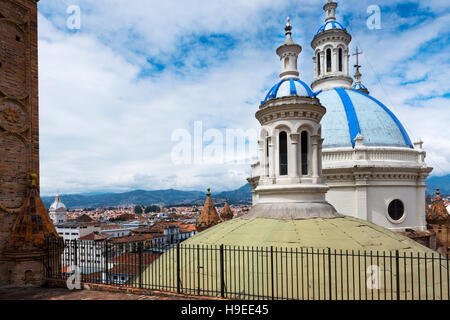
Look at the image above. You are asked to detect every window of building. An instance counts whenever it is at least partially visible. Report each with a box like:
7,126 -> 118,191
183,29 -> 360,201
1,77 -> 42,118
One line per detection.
338,48 -> 343,72
317,52 -> 321,75
326,49 -> 332,72
301,131 -> 308,175
284,57 -> 289,69
388,200 -> 405,221
279,131 -> 288,176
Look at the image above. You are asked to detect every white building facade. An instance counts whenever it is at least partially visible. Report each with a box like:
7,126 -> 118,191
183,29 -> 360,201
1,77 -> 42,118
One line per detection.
248,1 -> 432,232
48,194 -> 68,225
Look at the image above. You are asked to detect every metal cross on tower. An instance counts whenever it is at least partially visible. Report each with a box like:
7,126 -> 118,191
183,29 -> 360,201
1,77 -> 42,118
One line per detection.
353,47 -> 363,68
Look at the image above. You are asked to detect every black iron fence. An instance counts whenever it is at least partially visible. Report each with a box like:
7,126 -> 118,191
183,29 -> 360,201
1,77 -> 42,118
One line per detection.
45,239 -> 450,300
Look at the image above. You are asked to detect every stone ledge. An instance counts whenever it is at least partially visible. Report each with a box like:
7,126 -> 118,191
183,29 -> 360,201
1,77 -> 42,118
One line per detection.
45,279 -> 224,300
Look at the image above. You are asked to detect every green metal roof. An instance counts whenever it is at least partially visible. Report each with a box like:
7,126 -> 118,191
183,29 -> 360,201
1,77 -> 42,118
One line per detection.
184,216 -> 433,253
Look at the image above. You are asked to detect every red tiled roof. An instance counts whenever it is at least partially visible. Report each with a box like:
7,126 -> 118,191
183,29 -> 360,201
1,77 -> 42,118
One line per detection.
79,232 -> 109,241
110,234 -> 156,243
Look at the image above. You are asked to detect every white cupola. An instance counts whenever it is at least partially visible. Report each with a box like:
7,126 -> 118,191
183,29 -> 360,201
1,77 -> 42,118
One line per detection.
276,17 -> 302,79
311,0 -> 353,92
247,18 -> 339,219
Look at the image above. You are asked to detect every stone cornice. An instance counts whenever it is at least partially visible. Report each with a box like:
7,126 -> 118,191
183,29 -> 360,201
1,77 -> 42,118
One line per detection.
311,75 -> 353,89
323,166 -> 433,183
311,29 -> 352,49
256,96 -> 326,126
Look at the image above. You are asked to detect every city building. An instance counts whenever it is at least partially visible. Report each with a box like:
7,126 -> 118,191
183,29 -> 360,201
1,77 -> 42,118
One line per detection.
55,222 -> 102,241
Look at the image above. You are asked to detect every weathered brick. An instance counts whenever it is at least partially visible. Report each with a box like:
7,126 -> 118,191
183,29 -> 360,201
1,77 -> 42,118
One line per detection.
0,0 -> 40,287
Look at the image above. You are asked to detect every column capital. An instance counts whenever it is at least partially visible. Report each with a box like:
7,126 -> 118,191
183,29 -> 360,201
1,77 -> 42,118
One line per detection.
289,133 -> 299,143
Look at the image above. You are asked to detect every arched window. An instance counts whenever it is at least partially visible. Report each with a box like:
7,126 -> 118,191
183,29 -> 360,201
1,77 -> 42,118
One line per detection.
326,49 -> 332,73
301,131 -> 308,175
338,48 -> 343,72
279,132 -> 288,176
317,52 -> 321,75
284,57 -> 289,69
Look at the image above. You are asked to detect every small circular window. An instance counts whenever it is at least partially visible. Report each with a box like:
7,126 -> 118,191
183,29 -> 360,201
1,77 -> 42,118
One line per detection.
388,200 -> 404,221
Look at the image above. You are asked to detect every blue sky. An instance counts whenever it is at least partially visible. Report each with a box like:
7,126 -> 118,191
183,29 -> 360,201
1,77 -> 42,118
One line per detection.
37,0 -> 450,195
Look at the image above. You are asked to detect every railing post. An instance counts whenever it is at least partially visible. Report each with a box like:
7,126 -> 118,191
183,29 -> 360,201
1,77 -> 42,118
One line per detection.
197,245 -> 200,295
176,243 -> 181,294
73,240 -> 78,268
138,242 -> 143,289
270,246 -> 274,300
220,244 -> 225,298
104,240 -> 109,285
395,250 -> 400,301
328,248 -> 332,300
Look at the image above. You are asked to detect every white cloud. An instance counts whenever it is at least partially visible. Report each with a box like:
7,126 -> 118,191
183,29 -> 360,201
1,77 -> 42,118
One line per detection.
37,0 -> 450,195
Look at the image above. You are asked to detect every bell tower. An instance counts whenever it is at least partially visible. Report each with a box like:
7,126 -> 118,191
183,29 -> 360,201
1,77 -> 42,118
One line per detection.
247,19 -> 340,220
311,0 -> 353,92
0,0 -> 60,288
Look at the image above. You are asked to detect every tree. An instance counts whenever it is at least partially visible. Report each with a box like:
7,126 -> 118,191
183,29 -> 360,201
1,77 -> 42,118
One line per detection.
134,205 -> 143,214
144,205 -> 161,213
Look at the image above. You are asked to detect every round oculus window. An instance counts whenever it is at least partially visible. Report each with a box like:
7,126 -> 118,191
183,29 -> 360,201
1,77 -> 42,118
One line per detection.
388,199 -> 404,221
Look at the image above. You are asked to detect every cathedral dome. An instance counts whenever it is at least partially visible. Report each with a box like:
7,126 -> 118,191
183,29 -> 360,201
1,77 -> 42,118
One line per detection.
261,77 -> 315,104
317,88 -> 413,149
315,20 -> 345,37
49,194 -> 67,212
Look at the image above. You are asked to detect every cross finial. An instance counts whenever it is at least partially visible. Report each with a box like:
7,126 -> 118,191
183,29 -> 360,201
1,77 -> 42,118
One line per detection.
353,47 -> 363,67
285,16 -> 292,34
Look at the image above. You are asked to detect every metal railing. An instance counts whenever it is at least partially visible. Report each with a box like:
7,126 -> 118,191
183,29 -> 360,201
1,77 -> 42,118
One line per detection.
45,239 -> 450,300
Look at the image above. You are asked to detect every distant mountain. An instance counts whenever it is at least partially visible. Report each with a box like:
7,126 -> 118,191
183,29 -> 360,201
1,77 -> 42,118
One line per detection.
42,185 -> 253,209
426,175 -> 450,196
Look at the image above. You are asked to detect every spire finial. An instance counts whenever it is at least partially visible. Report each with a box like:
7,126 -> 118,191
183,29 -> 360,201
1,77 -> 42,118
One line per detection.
207,188 -> 211,196
283,16 -> 294,45
353,47 -> 363,84
276,18 -> 301,79
323,0 -> 338,22
285,17 -> 292,33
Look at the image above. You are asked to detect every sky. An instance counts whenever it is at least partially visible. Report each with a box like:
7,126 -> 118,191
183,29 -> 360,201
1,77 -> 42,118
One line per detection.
37,0 -> 450,196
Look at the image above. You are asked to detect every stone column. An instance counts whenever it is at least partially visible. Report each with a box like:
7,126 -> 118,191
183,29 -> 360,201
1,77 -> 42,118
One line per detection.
289,133 -> 299,181
318,137 -> 324,180
268,136 -> 275,182
332,48 -> 337,73
258,139 -> 266,178
320,52 -> 325,78
311,135 -> 319,179
355,173 -> 370,221
344,49 -> 350,76
416,173 -> 428,231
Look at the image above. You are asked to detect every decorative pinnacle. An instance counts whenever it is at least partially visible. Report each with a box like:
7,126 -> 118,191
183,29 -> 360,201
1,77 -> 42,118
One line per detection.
207,188 -> 211,196
285,17 -> 292,34
324,0 -> 338,22
353,47 -> 363,84
283,17 -> 294,45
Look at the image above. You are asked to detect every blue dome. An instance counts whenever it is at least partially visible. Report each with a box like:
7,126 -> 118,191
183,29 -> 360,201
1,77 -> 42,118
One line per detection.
317,88 -> 413,149
262,78 -> 315,104
315,21 -> 346,37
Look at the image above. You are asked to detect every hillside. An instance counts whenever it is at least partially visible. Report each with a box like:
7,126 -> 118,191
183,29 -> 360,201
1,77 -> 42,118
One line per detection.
42,185 -> 252,209
426,174 -> 450,195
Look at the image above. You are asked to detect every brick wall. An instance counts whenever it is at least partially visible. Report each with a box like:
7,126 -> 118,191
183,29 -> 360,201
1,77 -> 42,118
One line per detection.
0,0 -> 39,287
